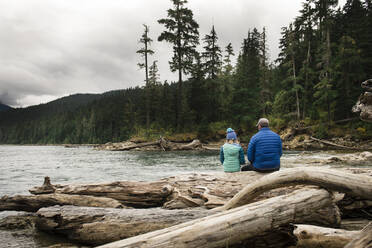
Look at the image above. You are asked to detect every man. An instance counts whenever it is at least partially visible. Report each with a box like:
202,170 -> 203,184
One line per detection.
242,118 -> 282,172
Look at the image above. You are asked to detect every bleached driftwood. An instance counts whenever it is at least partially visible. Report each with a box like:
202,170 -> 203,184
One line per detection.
30,180 -> 174,208
96,138 -> 203,151
294,224 -> 359,248
11,168 -> 370,214
97,188 -> 339,248
36,206 -> 210,245
344,222 -> 372,248
0,193 -> 123,212
221,167 -> 372,210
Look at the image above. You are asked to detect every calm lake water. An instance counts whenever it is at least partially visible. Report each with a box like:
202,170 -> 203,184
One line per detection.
0,145 -> 370,196
0,145 -> 370,247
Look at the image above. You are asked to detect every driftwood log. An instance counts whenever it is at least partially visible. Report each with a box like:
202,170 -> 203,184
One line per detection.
30,180 -> 173,208
0,168 -> 368,215
36,206 -> 210,245
221,167 -> 372,210
309,136 -> 359,150
294,224 -> 359,248
0,193 -> 123,212
344,222 -> 372,248
96,138 -> 203,151
97,188 -> 339,248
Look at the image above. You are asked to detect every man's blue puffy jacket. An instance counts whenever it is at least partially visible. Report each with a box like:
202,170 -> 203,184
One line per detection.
247,127 -> 282,170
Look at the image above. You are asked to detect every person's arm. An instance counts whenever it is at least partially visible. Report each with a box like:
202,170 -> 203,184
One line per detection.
247,136 -> 256,163
239,146 -> 245,165
220,146 -> 224,164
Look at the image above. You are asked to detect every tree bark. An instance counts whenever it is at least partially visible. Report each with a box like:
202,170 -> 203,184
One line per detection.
344,222 -> 372,248
221,167 -> 372,211
294,224 -> 359,248
0,193 -> 123,212
36,206 -> 210,246
31,181 -> 173,208
96,188 -> 339,248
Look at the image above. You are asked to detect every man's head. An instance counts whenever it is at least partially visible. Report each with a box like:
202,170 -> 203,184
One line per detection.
256,118 -> 269,129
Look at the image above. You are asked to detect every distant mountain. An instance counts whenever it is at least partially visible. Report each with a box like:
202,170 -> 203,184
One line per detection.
0,93 -> 103,124
0,103 -> 12,112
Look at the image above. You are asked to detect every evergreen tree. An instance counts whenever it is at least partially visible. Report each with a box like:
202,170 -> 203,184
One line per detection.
202,25 -> 222,79
232,29 -> 262,130
312,0 -> 338,122
259,27 -> 272,116
158,0 -> 199,130
223,43 -> 235,76
136,24 -> 154,130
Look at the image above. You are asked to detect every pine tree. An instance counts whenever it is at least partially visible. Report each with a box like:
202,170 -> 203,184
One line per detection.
232,29 -> 261,130
312,0 -> 338,122
223,43 -> 235,76
136,24 -> 154,130
202,25 -> 222,79
259,27 -> 272,116
158,0 -> 199,130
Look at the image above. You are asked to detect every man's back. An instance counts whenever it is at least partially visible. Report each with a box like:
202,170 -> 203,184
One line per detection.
247,127 -> 282,170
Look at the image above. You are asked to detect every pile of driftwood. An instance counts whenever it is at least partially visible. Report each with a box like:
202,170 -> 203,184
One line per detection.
95,137 -> 205,151
1,167 -> 371,248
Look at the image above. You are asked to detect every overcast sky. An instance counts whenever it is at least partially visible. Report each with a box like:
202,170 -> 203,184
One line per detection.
0,0 -> 346,108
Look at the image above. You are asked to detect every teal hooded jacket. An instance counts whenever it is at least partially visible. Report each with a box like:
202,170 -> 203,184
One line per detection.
220,143 -> 245,172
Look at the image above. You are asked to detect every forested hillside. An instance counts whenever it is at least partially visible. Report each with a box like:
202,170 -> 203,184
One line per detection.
0,0 -> 371,144
0,103 -> 12,112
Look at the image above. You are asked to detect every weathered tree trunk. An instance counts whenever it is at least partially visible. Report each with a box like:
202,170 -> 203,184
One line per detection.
0,193 -> 123,212
34,196 -> 341,246
36,206 -> 210,246
30,180 -> 174,208
344,222 -> 372,248
97,188 -> 339,248
294,224 -> 359,248
221,167 -> 372,210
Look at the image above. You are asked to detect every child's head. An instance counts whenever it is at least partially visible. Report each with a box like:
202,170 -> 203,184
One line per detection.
226,128 -> 237,141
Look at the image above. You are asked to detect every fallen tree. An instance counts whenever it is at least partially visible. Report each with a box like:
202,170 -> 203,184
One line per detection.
221,167 -> 372,211
0,193 -> 123,212
97,188 -> 339,248
36,206 -> 210,245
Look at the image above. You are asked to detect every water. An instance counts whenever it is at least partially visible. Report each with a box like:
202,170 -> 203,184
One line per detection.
0,145 -> 370,196
0,145 -> 371,247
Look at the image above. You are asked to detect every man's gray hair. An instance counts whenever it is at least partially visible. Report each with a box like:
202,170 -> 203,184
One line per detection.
256,118 -> 269,127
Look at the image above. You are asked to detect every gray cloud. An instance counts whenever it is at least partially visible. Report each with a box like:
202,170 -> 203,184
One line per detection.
0,0 -> 346,107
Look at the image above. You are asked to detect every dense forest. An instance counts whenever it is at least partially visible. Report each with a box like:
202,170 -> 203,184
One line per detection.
0,0 -> 372,144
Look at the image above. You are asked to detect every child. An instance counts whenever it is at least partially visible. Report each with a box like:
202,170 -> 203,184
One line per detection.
220,128 -> 245,172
